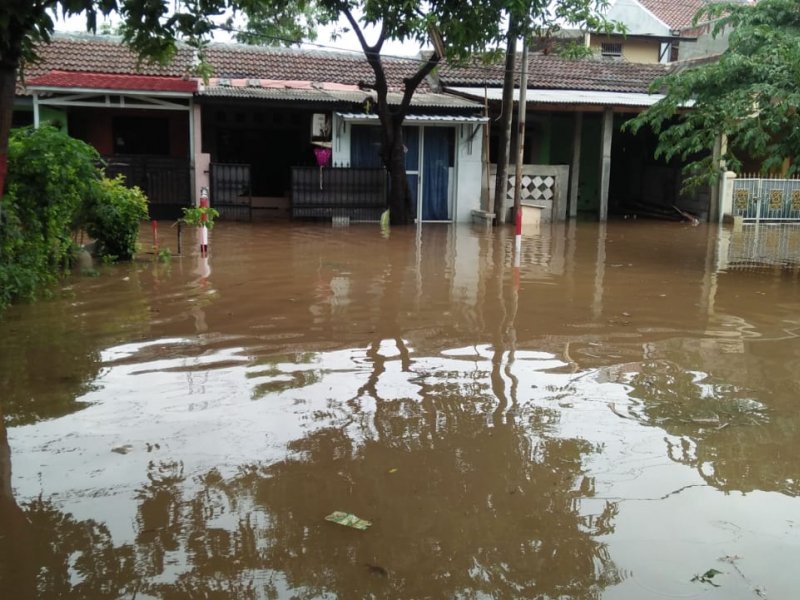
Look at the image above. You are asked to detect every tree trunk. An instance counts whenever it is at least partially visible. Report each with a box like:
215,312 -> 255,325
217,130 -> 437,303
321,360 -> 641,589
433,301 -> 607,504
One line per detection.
384,118 -> 411,225
494,22 -> 518,224
0,62 -> 17,202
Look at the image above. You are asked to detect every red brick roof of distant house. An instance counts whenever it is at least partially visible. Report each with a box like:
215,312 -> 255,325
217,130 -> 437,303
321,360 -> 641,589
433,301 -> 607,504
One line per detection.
437,54 -> 668,94
19,34 -> 432,95
25,70 -> 197,93
637,0 -> 708,31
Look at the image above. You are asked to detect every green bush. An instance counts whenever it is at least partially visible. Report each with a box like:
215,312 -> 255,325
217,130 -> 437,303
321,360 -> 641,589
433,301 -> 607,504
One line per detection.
84,176 -> 149,261
0,126 -> 150,312
0,126 -> 101,311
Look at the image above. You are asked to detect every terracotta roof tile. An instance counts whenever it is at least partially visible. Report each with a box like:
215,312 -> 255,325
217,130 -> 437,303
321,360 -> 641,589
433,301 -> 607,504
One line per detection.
26,70 -> 197,93
20,34 -> 431,94
438,54 -> 668,94
638,0 -> 706,30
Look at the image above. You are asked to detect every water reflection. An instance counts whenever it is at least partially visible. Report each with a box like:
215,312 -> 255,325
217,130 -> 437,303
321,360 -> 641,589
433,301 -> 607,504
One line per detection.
2,221 -> 800,597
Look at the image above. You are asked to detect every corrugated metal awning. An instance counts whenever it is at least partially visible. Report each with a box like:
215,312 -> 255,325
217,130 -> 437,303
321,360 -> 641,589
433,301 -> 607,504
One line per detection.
336,113 -> 488,125
447,86 -> 668,107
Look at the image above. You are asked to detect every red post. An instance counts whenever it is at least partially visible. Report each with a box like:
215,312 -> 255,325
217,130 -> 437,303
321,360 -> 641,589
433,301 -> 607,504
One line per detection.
199,186 -> 209,256
151,220 -> 158,253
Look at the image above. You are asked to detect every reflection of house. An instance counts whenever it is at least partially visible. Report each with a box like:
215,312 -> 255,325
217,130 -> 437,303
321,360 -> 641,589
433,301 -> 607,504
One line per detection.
14,35 -> 485,223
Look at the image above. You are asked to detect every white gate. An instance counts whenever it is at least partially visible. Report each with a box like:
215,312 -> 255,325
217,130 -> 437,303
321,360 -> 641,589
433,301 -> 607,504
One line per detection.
731,176 -> 800,222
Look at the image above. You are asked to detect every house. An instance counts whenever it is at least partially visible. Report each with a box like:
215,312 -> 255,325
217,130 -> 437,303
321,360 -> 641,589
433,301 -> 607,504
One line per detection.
588,0 -> 748,64
436,54 -> 711,222
16,33 -> 699,225
15,34 -> 486,223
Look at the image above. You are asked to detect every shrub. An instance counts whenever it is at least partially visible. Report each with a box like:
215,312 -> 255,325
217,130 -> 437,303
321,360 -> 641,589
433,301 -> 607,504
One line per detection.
84,176 -> 149,261
0,126 -> 102,311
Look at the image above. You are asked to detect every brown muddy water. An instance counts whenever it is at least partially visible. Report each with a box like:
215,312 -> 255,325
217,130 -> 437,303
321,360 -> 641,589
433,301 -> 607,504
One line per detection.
1,220 -> 799,599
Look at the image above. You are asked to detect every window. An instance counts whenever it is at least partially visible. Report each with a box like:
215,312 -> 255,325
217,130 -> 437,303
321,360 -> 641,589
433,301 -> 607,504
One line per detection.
601,42 -> 623,58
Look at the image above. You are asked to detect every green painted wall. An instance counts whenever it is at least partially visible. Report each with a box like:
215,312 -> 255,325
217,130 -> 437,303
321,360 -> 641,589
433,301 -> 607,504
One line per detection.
578,114 -> 601,214
549,114 -> 574,165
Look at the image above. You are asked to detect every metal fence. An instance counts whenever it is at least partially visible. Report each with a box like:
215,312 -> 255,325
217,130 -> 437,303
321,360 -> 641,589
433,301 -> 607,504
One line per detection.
291,167 -> 388,221
104,155 -> 191,220
210,163 -> 252,222
731,176 -> 800,222
720,223 -> 800,271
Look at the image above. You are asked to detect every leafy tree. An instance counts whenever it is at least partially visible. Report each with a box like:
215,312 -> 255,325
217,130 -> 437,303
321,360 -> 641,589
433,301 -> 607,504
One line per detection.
628,0 -> 800,187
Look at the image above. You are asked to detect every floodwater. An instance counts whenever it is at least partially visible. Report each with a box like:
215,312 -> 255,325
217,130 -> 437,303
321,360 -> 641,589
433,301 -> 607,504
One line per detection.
1,220 -> 799,599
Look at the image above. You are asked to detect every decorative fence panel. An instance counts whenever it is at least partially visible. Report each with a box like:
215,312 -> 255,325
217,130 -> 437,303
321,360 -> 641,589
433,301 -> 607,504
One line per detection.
488,164 -> 569,222
291,167 -> 387,221
210,163 -> 252,222
731,176 -> 800,222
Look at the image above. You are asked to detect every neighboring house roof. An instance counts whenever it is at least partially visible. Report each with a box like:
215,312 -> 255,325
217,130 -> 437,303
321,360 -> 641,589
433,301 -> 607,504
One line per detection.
20,34 -> 433,96
198,77 -> 481,108
637,0 -> 706,30
447,87 -> 667,108
437,55 -> 668,94
26,70 -> 197,94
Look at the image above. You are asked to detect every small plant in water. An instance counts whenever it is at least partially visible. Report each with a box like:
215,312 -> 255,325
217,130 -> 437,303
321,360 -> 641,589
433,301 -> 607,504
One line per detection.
81,268 -> 100,277
157,248 -> 172,263
100,254 -> 118,265
691,568 -> 723,587
180,206 -> 220,229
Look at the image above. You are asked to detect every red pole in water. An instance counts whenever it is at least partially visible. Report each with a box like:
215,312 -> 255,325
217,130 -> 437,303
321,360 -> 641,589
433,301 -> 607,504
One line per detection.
199,187 -> 209,256
151,220 -> 158,253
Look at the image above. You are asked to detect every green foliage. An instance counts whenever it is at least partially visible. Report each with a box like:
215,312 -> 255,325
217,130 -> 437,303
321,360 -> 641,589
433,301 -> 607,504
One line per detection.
0,126 -> 101,311
157,247 -> 172,263
181,205 -> 220,229
627,0 -> 800,187
84,175 -> 149,261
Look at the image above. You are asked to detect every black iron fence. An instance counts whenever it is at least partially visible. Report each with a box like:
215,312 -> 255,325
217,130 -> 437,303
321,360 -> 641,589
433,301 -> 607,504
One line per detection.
104,155 -> 191,220
210,163 -> 252,222
291,167 -> 387,221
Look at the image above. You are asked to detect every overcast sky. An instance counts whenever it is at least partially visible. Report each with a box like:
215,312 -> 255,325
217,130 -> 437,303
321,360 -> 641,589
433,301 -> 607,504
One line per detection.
53,10 -> 424,58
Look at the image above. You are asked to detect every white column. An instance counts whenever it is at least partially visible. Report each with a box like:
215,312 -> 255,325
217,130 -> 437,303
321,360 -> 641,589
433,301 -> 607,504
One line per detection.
33,93 -> 40,128
599,107 -> 613,221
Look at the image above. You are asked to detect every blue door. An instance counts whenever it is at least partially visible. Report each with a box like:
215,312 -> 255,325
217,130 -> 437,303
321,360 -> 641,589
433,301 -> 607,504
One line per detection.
421,127 -> 454,221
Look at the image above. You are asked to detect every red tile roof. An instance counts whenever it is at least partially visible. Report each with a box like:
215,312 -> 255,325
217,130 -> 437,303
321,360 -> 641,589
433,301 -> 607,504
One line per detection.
638,0 -> 707,30
20,34 -> 431,95
26,70 -> 197,93
438,54 -> 668,94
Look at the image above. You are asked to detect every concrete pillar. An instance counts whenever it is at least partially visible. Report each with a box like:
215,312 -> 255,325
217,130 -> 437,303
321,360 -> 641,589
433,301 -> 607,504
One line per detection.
599,107 -> 613,221
569,111 -> 582,219
719,171 -> 737,223
33,94 -> 40,128
191,102 -> 210,206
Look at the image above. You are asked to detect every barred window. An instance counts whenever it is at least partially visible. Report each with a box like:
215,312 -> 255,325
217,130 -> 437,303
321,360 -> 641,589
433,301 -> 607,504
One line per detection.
601,42 -> 623,58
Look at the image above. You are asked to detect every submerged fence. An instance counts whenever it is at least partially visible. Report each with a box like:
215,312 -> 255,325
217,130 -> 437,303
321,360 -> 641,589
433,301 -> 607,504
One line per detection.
730,175 -> 800,222
291,167 -> 387,221
210,163 -> 252,222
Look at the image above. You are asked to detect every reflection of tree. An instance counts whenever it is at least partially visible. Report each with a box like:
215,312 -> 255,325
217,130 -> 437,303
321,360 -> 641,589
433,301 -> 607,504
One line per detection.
1,415 -> 138,598
0,269 -> 150,426
122,374 -> 621,599
624,358 -> 799,496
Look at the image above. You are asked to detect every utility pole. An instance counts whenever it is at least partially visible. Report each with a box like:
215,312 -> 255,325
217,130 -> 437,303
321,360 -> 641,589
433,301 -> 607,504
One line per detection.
513,36 -> 529,223
494,22 -> 517,224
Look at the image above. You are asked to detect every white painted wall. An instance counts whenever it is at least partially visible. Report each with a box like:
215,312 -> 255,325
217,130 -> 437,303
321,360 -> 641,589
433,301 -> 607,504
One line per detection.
454,123 -> 483,223
606,0 -> 670,36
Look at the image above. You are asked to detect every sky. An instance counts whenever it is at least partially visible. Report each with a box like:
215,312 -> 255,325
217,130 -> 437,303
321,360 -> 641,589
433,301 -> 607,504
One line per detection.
53,9 -> 424,58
